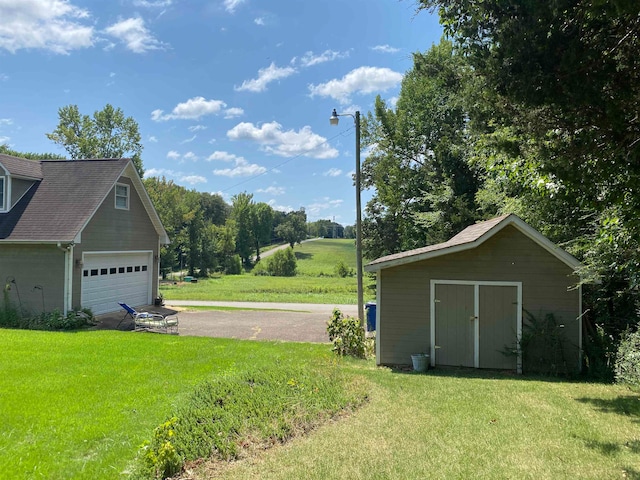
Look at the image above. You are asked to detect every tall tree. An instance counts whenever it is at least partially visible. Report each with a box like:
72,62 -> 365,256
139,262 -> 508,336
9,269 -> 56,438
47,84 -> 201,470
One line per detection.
231,192 -> 254,266
362,40 -> 480,259
252,202 -> 274,261
46,104 -> 144,177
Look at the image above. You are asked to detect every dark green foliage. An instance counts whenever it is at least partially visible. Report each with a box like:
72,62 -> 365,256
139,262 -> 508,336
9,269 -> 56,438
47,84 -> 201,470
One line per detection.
0,294 -> 94,331
0,144 -> 64,160
266,248 -> 297,277
224,254 -> 243,275
46,104 -> 145,177
327,308 -> 367,358
132,366 -> 368,479
614,324 -> 640,387
275,210 -> 307,248
334,260 -> 353,278
503,310 -> 571,375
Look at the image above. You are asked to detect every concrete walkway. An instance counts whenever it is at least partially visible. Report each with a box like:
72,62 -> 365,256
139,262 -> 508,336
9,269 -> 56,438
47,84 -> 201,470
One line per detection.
165,300 -> 357,316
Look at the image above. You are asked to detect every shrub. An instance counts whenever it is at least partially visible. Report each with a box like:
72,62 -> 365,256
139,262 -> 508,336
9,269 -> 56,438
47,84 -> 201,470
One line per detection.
266,248 -> 297,277
327,308 -> 371,359
614,324 -> 640,387
334,260 -> 353,278
224,254 -> 243,275
0,294 -> 94,331
251,261 -> 270,276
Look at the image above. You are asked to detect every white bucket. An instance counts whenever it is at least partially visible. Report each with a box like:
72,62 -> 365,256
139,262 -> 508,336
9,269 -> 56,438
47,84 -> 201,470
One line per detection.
411,353 -> 429,372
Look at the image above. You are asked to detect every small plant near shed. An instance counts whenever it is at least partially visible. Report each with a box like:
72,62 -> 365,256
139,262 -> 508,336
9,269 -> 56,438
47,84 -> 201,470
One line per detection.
614,323 -> 640,388
327,308 -> 373,359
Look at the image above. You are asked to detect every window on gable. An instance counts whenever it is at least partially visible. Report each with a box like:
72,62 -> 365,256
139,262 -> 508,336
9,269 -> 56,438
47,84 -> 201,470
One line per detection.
115,183 -> 129,210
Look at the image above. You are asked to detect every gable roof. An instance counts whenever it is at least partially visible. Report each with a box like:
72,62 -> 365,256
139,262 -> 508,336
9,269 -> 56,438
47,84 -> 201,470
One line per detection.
0,154 -> 43,179
0,155 -> 169,244
364,214 -> 582,273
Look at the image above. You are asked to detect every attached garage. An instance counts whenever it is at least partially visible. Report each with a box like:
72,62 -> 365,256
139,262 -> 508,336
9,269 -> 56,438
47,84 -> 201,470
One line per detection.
365,214 -> 583,374
81,252 -> 153,315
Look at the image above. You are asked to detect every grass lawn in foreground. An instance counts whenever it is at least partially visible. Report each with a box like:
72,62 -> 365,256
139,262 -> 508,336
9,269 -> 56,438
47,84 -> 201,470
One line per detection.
194,365 -> 640,480
160,239 -> 375,304
0,329 -> 336,479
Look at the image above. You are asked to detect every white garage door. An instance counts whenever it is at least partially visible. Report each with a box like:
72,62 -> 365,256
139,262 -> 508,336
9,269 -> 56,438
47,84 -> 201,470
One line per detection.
82,252 -> 152,315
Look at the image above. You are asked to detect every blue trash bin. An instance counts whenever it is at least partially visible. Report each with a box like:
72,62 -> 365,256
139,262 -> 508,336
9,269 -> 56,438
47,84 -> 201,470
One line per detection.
365,302 -> 376,331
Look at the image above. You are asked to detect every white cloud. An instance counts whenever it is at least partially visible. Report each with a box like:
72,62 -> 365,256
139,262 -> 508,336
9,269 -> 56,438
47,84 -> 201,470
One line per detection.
213,156 -> 267,177
167,150 -> 181,160
180,175 -> 207,185
104,17 -> 165,54
306,198 -> 344,217
148,135 -> 158,143
224,107 -> 244,119
0,74 -> 8,81
324,168 -> 343,177
235,62 -> 297,93
180,135 -> 197,144
224,0 -> 246,13
257,186 -> 285,195
267,200 -> 293,213
182,151 -> 198,161
0,136 -> 10,144
0,0 -> 93,54
254,17 -> 265,26
207,151 -> 238,162
188,125 -> 207,132
144,167 -> 175,178
0,119 -> 13,126
152,96 -> 228,121
309,66 -> 403,104
371,44 -> 400,54
299,50 -> 349,67
133,0 -> 173,7
227,121 -> 338,159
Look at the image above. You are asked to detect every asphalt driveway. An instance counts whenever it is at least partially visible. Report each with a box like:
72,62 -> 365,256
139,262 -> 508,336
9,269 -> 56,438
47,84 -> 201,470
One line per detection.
169,301 -> 357,343
98,301 -> 358,343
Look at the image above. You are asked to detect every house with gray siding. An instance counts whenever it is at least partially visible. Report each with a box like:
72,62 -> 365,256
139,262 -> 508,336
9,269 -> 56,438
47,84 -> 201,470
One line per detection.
364,214 -> 583,374
0,154 -> 169,315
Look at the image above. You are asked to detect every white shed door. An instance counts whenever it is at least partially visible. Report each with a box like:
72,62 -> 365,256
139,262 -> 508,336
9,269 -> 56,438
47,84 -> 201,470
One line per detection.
82,252 -> 152,315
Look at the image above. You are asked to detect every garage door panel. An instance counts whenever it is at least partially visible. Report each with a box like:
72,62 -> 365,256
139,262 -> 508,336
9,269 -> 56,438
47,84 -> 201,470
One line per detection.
82,252 -> 151,314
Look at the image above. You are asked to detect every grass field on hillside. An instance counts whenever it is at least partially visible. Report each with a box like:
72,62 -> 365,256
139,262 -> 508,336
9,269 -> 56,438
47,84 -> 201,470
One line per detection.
161,239 -> 376,304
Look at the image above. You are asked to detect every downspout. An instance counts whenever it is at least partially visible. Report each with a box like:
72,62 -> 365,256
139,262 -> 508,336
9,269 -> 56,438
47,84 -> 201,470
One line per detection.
56,242 -> 73,315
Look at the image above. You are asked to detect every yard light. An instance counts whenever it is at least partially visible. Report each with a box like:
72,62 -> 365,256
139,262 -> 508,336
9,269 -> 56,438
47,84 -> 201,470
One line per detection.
329,109 -> 365,330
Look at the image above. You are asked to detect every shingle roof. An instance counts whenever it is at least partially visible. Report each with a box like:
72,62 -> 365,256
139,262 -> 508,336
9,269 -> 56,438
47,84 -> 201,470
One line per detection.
0,157 -> 129,242
0,154 -> 43,179
364,214 -> 582,272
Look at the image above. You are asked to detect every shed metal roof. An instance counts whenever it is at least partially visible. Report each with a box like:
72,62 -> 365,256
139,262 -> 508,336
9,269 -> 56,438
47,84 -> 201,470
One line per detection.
364,214 -> 582,273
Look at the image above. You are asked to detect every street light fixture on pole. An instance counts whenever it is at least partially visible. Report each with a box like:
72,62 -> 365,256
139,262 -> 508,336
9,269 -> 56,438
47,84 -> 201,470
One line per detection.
330,108 -> 365,329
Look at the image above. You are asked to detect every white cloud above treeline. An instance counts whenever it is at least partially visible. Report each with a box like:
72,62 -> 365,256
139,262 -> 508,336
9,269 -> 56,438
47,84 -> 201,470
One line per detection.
309,66 -> 403,105
152,97 -> 243,121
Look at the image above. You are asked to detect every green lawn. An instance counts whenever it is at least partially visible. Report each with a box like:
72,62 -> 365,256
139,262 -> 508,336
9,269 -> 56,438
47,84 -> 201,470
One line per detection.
160,239 -> 376,304
4,328 -> 639,479
0,329 -> 338,479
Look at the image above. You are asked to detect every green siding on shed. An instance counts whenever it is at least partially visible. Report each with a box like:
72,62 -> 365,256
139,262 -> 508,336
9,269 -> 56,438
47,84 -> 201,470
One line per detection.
377,225 -> 580,370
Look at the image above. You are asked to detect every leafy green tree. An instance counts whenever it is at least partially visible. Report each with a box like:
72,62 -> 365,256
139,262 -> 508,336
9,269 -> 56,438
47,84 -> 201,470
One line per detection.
0,144 -> 64,160
362,40 -> 480,259
252,202 -> 274,261
46,104 -> 144,177
231,192 -> 254,266
275,210 -> 307,248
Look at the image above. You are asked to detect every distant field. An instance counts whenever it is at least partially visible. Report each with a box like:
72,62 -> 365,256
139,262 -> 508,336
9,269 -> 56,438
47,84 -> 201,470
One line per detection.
161,239 -> 376,304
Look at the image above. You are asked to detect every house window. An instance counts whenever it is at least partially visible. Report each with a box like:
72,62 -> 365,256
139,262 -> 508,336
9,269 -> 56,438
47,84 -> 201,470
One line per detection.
0,176 -> 5,212
115,183 -> 129,210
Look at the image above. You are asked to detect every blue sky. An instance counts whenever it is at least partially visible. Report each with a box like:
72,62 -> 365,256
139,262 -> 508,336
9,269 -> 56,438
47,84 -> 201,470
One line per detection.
0,0 -> 442,225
